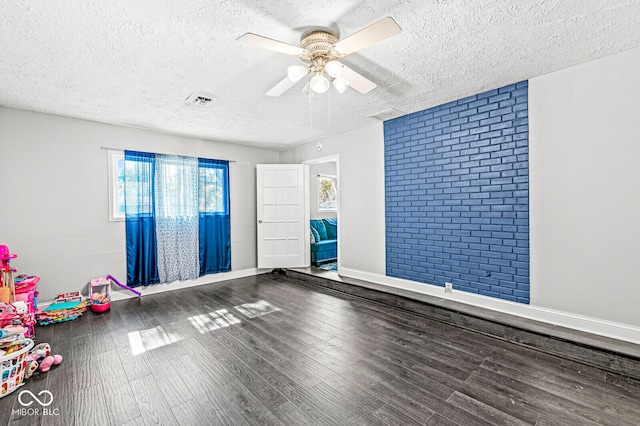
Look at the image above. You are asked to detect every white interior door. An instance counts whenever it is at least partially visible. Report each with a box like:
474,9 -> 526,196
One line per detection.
257,164 -> 309,269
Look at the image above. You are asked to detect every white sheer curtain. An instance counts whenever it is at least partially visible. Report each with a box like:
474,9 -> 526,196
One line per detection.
154,154 -> 199,282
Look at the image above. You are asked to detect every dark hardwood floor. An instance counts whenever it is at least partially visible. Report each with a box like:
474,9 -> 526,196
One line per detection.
1,272 -> 639,425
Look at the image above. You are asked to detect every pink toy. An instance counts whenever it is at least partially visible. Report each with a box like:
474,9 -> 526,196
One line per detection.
106,275 -> 141,298
38,355 -> 62,373
24,343 -> 63,379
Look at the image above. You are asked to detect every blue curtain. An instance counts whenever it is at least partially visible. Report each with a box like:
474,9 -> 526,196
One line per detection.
124,150 -> 159,287
198,158 -> 231,275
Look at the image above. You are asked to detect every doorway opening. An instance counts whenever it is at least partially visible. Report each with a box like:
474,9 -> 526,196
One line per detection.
304,155 -> 339,275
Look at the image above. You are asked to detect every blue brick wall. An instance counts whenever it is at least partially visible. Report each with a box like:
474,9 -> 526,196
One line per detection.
384,81 -> 529,304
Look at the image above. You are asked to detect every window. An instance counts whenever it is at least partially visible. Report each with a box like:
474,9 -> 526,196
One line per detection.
108,150 -> 125,221
199,161 -> 229,214
115,150 -> 231,286
318,173 -> 337,212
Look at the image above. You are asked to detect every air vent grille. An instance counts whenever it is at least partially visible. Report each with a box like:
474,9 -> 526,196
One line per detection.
368,108 -> 403,121
185,92 -> 215,106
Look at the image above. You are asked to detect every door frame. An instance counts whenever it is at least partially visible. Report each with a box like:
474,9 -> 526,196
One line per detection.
303,154 -> 340,272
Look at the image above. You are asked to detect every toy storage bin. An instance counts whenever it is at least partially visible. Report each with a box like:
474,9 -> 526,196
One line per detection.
0,339 -> 33,398
89,278 -> 111,313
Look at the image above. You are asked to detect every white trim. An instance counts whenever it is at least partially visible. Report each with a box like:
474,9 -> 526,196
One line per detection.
107,149 -> 125,222
303,155 -> 341,271
303,154 -> 338,165
339,267 -> 640,345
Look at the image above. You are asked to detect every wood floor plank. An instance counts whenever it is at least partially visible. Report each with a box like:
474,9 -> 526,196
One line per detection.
74,383 -> 111,426
270,401 -> 314,425
466,368 -> 611,426
67,334 -> 102,390
480,358 -> 640,419
41,360 -> 75,426
364,351 -> 457,400
196,331 -> 289,410
87,314 -> 116,355
217,378 -> 284,426
110,329 -> 152,383
489,344 -> 640,401
426,413 -> 463,426
170,399 -> 217,426
176,354 -> 249,425
130,374 -> 178,425
118,417 -> 146,426
8,369 -> 49,426
373,403 -> 424,426
95,350 -> 142,425
346,412 -> 389,426
447,391 -> 530,426
357,359 -> 492,426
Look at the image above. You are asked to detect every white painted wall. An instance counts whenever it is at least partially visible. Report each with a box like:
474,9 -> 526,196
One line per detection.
529,47 -> 640,326
309,161 -> 337,220
0,108 -> 278,302
280,123 -> 386,275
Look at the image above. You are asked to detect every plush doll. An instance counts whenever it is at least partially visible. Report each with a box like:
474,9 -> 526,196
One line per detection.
24,343 -> 63,379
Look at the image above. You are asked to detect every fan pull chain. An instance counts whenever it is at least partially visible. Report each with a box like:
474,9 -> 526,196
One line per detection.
328,86 -> 332,131
308,94 -> 313,129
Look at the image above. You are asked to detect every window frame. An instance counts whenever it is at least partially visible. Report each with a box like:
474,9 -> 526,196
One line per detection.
108,150 -> 125,222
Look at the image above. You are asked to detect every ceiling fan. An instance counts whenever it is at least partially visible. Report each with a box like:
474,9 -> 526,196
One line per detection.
238,17 -> 402,97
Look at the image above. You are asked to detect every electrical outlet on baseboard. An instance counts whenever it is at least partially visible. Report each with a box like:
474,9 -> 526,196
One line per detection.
445,282 -> 453,294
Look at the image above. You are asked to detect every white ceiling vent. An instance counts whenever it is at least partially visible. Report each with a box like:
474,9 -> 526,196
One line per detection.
185,92 -> 216,106
368,108 -> 404,121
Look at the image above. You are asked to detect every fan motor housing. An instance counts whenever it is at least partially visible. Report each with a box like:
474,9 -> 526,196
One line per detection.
299,30 -> 339,63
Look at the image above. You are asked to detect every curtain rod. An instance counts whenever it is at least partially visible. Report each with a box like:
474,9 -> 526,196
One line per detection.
100,146 -> 236,163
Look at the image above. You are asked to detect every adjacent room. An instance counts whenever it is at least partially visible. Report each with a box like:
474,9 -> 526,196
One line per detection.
1,2 -> 639,425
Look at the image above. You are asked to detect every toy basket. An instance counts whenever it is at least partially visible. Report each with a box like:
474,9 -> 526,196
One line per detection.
0,338 -> 33,398
89,278 -> 111,313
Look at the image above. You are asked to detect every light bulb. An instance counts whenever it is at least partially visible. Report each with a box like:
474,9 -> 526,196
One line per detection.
309,73 -> 330,93
302,81 -> 315,98
332,76 -> 349,94
325,61 -> 343,78
287,65 -> 308,82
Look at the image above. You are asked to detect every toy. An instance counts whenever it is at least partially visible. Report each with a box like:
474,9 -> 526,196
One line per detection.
106,275 -> 141,298
0,338 -> 32,397
55,292 -> 83,303
89,278 -> 111,312
24,343 -> 62,379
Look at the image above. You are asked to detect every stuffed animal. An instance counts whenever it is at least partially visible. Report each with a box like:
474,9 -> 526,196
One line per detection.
24,342 -> 63,379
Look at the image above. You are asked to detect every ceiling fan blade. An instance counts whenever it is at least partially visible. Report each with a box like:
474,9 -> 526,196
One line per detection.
265,76 -> 298,97
332,17 -> 402,56
237,33 -> 306,56
338,63 -> 377,94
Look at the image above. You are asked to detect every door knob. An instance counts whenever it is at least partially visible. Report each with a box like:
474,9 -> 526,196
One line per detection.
258,220 -> 263,224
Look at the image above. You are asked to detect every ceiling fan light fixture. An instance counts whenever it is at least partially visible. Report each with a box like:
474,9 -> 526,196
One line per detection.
287,65 -> 308,82
309,73 -> 330,93
332,76 -> 349,94
325,61 -> 343,78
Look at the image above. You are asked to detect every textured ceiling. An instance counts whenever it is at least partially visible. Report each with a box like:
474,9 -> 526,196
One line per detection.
1,1 -> 639,150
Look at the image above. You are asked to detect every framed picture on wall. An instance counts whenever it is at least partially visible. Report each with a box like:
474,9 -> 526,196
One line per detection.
318,173 -> 337,212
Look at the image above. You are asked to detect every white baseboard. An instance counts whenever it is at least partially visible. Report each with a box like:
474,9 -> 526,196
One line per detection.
38,268 -> 265,308
108,268 -> 264,301
339,267 -> 640,345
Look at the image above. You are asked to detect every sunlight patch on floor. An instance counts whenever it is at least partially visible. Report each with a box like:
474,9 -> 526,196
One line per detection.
128,325 -> 184,355
234,300 -> 281,318
187,309 -> 242,334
